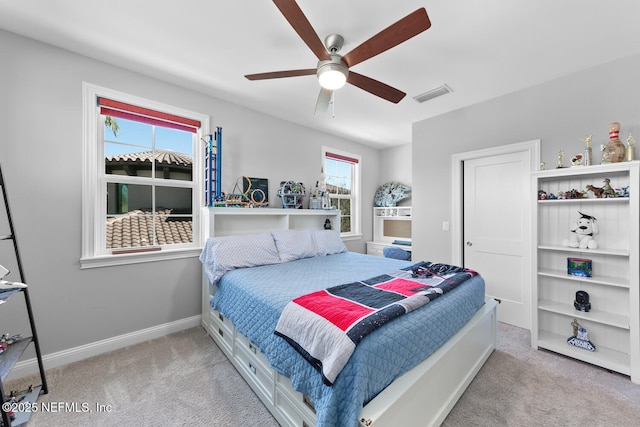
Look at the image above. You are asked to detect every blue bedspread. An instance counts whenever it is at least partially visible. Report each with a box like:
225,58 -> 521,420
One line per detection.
211,252 -> 485,427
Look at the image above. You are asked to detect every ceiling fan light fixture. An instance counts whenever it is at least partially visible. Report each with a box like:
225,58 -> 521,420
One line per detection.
318,64 -> 347,90
317,60 -> 348,90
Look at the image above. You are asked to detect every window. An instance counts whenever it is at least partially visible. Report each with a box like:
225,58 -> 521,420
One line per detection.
322,147 -> 361,238
82,83 -> 210,268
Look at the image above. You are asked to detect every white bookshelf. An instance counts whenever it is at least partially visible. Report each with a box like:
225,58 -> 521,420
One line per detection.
531,162 -> 639,383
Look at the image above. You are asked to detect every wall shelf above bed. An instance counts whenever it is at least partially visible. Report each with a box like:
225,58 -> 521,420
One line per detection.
202,207 -> 341,238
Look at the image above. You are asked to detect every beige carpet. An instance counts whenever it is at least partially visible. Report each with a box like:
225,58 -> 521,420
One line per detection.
6,322 -> 640,426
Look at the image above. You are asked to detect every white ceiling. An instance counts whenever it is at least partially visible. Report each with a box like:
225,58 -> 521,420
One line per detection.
1,0 -> 640,149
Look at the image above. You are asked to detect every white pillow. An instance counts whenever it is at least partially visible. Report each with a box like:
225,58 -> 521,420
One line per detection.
199,233 -> 281,284
271,229 -> 318,262
312,229 -> 347,256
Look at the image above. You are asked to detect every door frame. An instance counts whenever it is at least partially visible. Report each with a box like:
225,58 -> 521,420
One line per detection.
451,140 -> 540,265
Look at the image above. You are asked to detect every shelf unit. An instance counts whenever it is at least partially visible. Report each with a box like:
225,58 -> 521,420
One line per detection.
0,164 -> 48,426
531,162 -> 639,383
202,207 -> 340,238
366,206 -> 412,256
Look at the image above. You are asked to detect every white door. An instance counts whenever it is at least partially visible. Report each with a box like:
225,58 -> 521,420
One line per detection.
463,150 -> 532,329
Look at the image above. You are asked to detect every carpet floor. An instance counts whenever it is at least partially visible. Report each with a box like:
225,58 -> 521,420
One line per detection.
6,322 -> 640,426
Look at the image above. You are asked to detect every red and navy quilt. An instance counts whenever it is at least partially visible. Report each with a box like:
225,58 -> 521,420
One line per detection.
274,261 -> 478,385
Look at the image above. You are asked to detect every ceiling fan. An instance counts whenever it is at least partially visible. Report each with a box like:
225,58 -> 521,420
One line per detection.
245,0 -> 432,115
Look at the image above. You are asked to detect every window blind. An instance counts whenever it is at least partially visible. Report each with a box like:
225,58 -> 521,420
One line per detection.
98,97 -> 201,133
325,151 -> 359,164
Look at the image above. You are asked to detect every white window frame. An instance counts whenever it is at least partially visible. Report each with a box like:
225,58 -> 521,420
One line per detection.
81,82 -> 210,268
322,146 -> 362,240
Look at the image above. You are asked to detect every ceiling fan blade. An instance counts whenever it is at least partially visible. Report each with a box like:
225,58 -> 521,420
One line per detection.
245,69 -> 317,80
342,8 -> 431,68
315,87 -> 332,115
273,0 -> 331,61
347,72 -> 406,103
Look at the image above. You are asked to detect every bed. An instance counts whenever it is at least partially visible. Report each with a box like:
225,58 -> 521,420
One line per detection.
200,210 -> 497,427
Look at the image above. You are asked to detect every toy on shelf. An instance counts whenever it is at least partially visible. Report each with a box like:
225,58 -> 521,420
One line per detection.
538,177 -> 629,200
562,211 -> 598,249
373,181 -> 411,207
278,181 -> 306,209
570,153 -> 584,167
568,319 -> 596,352
243,176 -> 268,207
574,290 -> 591,312
204,128 -> 224,207
601,122 -> 626,164
586,178 -> 617,198
567,258 -> 592,277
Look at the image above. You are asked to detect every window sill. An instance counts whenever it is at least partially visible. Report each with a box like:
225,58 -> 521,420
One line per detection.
340,233 -> 363,242
80,247 -> 202,269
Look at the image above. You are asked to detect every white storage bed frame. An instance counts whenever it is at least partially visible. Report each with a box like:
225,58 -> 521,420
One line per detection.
200,208 -> 498,427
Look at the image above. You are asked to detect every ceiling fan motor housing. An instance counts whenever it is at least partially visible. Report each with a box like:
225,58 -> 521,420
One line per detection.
324,34 -> 344,53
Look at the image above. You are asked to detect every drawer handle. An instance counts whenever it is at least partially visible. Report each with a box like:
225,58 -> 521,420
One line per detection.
303,395 -> 316,413
249,343 -> 257,354
249,363 -> 256,375
218,328 -> 224,337
218,313 -> 224,321
303,422 -> 310,427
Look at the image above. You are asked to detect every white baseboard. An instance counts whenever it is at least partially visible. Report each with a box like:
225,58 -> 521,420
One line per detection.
7,315 -> 202,381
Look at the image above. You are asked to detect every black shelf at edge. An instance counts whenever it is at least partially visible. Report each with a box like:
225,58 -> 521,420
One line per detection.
0,338 -> 33,382
2,385 -> 42,427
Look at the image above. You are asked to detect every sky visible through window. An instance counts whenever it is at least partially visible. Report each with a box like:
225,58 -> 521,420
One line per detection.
325,158 -> 352,194
104,117 -> 192,158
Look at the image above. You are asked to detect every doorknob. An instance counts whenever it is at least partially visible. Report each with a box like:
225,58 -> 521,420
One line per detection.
466,241 -> 473,247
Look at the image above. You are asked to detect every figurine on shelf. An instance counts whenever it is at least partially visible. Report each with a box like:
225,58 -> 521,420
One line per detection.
627,132 -> 636,161
568,319 -> 596,351
617,186 -> 630,198
586,178 -> 617,198
579,135 -> 593,166
601,122 -> 626,163
574,290 -> 591,312
570,153 -> 584,167
601,178 -> 616,197
566,189 -> 586,199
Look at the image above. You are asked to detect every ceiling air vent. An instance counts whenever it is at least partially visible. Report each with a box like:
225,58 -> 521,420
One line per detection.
413,84 -> 452,103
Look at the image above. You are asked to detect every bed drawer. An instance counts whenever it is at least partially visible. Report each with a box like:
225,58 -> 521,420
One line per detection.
235,343 -> 275,402
210,309 -> 234,353
275,387 -> 316,427
236,333 -> 272,373
276,374 -> 317,422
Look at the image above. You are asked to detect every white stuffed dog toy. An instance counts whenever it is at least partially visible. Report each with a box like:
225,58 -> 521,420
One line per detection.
562,211 -> 598,249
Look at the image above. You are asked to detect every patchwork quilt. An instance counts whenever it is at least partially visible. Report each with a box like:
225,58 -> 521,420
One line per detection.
275,261 -> 477,385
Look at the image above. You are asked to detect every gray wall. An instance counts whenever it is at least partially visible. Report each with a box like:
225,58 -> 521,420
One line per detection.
0,29 -> 384,357
411,53 -> 640,263
379,143 -> 412,187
